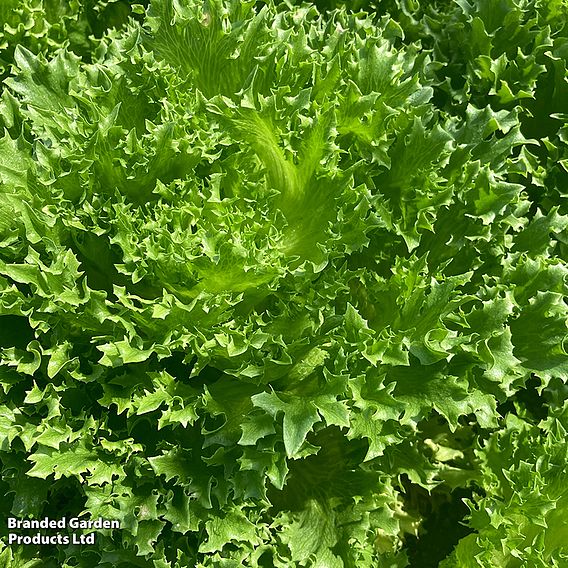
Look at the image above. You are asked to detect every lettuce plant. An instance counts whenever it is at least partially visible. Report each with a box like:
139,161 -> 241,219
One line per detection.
0,1 -> 566,566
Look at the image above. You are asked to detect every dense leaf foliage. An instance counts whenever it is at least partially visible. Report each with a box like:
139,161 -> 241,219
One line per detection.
0,0 -> 566,566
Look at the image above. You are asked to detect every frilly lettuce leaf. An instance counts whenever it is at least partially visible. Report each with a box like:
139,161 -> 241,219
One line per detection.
0,0 -> 566,566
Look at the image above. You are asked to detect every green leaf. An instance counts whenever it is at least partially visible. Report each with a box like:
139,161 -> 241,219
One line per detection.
252,391 -> 320,457
199,509 -> 261,554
